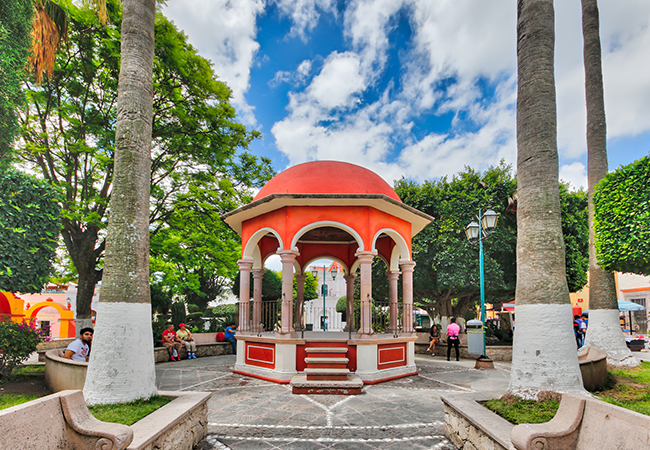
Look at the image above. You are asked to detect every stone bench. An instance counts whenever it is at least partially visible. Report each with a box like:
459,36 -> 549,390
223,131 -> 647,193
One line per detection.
0,389 -> 133,449
44,349 -> 88,392
511,393 -> 650,449
0,389 -> 210,450
154,338 -> 232,363
45,340 -> 232,392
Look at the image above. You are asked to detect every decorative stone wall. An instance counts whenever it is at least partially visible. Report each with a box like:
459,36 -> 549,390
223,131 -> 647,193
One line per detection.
415,342 -> 512,361
441,394 -> 513,450
129,392 -> 209,450
154,341 -> 232,363
444,406 -> 508,450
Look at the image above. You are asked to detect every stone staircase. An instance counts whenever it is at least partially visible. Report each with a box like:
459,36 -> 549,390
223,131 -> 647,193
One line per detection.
290,346 -> 364,395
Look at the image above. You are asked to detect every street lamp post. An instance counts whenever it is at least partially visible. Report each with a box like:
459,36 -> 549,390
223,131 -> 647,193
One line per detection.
465,208 -> 499,361
312,265 -> 338,331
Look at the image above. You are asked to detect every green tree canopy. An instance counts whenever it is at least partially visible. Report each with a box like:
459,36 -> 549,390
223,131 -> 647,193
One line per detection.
0,168 -> 60,293
18,1 -> 272,319
594,156 -> 650,275
0,0 -> 33,164
395,162 -> 588,319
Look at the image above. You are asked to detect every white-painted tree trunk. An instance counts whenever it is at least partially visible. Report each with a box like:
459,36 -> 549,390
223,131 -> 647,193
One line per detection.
76,317 -> 94,332
508,304 -> 587,399
84,302 -> 157,405
583,309 -> 639,367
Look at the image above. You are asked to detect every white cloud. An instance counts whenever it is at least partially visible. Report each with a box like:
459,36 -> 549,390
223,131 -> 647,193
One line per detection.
162,0 -> 650,184
559,162 -> 587,191
162,0 -> 265,125
273,0 -> 337,40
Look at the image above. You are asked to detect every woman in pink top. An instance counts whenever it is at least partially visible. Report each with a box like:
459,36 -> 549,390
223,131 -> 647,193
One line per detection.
446,317 -> 461,361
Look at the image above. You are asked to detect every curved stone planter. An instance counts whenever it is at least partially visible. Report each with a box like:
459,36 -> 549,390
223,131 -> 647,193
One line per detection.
44,349 -> 88,392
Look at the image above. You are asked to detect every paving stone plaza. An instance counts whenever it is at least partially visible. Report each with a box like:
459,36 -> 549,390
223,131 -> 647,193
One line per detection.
156,355 -> 511,449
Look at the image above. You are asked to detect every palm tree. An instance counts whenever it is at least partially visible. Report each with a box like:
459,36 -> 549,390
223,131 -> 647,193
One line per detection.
507,0 -> 585,399
29,0 -> 106,83
580,0 -> 639,367
83,0 -> 157,405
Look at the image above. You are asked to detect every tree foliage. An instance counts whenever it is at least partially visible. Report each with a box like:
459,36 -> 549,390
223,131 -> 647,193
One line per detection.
0,168 -> 60,293
594,156 -> 650,275
0,0 -> 33,163
395,162 -> 588,319
18,1 -> 272,319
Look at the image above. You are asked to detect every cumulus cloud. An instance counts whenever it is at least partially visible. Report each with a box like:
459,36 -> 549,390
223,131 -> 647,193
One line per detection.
560,162 -> 587,191
163,0 -> 650,186
273,0 -> 337,40
162,0 -> 265,125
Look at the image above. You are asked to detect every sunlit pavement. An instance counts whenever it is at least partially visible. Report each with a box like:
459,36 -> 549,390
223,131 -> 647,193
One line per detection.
156,354 -> 511,449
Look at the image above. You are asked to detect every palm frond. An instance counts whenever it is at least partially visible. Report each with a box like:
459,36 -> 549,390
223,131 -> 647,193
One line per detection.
29,5 -> 59,84
43,0 -> 68,42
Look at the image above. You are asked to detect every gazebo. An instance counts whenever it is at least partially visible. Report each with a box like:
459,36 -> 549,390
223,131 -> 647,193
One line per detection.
222,161 -> 433,393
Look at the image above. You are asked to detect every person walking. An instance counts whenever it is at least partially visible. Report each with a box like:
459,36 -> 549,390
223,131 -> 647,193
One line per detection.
446,318 -> 461,361
426,324 -> 441,356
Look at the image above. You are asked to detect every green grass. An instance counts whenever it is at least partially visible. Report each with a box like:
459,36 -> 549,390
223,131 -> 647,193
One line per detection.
0,393 -> 43,410
595,360 -> 650,416
486,361 -> 650,424
608,361 -> 650,384
88,396 -> 173,426
12,365 -> 45,376
484,398 -> 560,425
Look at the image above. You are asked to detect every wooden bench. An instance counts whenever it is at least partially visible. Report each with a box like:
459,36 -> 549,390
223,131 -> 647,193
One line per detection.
0,390 -> 132,449
511,393 -> 650,449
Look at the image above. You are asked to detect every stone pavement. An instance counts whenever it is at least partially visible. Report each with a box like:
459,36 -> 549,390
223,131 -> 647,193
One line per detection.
155,354 -> 511,450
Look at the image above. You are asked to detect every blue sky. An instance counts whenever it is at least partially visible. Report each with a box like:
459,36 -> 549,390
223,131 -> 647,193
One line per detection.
162,0 -> 650,191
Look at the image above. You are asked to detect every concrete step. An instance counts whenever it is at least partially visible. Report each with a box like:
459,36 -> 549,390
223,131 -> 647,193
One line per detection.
304,367 -> 350,381
305,347 -> 348,354
304,357 -> 349,365
290,374 -> 363,395
304,368 -> 350,375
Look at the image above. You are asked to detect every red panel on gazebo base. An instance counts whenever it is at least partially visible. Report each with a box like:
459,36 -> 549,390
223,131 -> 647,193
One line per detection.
377,343 -> 407,370
245,342 -> 276,369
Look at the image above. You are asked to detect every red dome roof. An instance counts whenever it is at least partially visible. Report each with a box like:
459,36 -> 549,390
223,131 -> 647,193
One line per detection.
254,161 -> 401,202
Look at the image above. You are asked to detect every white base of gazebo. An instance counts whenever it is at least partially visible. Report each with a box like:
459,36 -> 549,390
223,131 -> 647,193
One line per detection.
233,332 -> 418,386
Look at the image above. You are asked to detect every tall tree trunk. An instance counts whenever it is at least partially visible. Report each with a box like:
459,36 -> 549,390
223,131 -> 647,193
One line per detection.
61,218 -> 103,329
507,0 -> 585,399
84,0 -> 157,405
580,0 -> 639,367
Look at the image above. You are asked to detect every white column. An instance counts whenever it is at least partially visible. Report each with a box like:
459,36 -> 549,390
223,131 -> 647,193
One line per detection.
387,270 -> 401,334
400,260 -> 416,334
277,250 -> 298,335
295,273 -> 307,332
252,269 -> 265,333
237,259 -> 253,332
356,251 -> 376,335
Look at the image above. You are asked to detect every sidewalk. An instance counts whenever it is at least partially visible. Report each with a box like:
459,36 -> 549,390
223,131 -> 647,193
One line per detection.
156,354 -> 512,449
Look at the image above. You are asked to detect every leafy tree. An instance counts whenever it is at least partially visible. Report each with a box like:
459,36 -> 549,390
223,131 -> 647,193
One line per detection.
0,0 -> 33,163
594,156 -> 650,275
395,163 -> 588,321
18,1 -> 271,326
170,302 -> 186,328
150,282 -> 172,316
296,272 -> 319,301
395,163 -> 517,319
0,168 -> 60,293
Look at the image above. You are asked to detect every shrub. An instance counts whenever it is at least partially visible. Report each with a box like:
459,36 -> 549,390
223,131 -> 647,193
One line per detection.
0,318 -> 49,380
